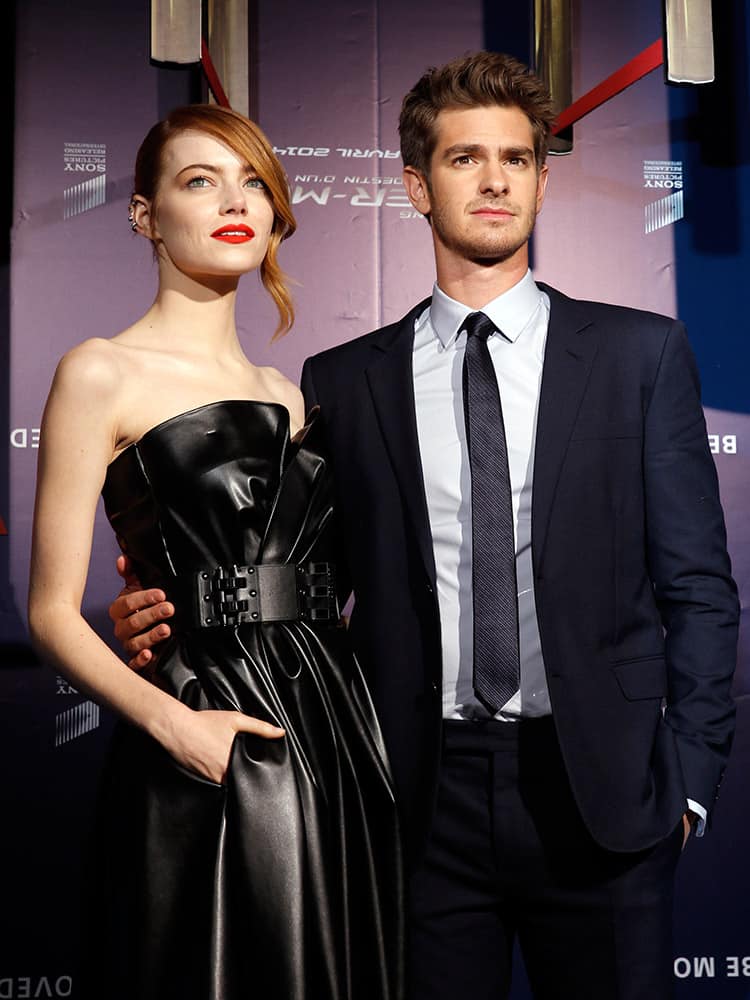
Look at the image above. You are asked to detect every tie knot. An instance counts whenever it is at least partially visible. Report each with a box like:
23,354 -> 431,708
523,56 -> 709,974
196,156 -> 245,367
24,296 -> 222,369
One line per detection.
463,311 -> 496,343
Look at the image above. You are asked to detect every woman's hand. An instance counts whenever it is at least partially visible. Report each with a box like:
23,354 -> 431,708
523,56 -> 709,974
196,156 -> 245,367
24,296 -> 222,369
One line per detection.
161,707 -> 285,785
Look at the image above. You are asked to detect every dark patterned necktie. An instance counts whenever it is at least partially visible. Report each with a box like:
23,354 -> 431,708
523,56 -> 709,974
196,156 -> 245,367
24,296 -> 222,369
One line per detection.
462,311 -> 520,713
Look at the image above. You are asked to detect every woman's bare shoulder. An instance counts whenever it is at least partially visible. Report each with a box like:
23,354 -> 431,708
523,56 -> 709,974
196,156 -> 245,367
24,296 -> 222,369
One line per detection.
52,337 -> 126,396
258,365 -> 300,397
259,366 -> 305,425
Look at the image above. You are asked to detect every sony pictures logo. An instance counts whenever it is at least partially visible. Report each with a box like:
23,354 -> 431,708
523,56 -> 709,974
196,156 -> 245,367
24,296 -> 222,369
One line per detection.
63,142 -> 106,174
63,142 -> 107,219
643,160 -> 684,234
643,160 -> 683,190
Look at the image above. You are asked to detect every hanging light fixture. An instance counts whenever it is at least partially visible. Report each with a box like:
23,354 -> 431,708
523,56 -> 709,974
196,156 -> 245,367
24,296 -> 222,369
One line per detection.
151,0 -> 202,64
664,0 -> 715,84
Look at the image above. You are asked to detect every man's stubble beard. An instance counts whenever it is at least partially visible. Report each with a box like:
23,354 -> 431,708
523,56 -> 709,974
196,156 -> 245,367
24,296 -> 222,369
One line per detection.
429,198 -> 538,265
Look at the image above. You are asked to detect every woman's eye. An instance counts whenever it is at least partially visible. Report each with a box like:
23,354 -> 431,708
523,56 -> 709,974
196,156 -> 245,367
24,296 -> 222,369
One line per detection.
186,176 -> 210,188
245,177 -> 265,189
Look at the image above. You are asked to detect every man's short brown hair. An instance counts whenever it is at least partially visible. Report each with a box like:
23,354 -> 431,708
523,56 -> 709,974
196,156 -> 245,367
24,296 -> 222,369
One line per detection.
399,51 -> 556,175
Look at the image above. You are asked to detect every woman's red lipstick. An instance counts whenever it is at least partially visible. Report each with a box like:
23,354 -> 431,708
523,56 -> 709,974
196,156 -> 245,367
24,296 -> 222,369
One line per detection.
211,224 -> 255,244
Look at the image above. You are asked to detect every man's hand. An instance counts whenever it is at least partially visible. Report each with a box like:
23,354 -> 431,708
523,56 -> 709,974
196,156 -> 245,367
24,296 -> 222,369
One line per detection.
109,555 -> 175,670
682,812 -> 696,850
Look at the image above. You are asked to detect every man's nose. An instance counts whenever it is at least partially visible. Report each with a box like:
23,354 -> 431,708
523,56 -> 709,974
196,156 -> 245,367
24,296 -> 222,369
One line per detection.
479,162 -> 510,195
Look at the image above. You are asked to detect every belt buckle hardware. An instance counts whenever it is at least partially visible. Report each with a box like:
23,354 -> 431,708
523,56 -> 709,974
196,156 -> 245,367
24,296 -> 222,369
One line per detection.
196,564 -> 258,627
297,561 -> 337,622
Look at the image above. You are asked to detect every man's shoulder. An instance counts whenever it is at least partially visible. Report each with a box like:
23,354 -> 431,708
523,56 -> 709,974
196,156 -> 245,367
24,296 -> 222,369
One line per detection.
540,281 -> 679,335
307,324 -> 391,366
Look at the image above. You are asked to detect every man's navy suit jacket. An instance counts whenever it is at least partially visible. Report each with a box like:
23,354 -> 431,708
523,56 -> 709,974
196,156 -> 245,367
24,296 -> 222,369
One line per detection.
301,283 -> 739,865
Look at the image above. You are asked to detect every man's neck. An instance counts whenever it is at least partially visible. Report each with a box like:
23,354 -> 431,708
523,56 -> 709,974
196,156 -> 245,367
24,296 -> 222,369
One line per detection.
434,249 -> 530,309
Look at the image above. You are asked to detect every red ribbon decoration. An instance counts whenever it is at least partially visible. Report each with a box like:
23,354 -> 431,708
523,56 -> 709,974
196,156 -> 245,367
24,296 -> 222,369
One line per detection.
201,38 -> 231,108
552,39 -> 664,135
200,35 -> 664,146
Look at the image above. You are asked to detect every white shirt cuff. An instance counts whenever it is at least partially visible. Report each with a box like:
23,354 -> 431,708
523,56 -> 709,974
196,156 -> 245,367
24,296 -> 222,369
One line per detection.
687,798 -> 707,837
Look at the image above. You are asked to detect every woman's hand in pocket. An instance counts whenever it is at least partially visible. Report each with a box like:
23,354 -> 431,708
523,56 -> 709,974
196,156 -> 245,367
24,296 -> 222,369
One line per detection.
158,707 -> 285,784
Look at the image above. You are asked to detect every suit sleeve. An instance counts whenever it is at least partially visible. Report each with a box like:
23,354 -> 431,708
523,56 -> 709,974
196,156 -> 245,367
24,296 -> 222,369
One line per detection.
644,320 -> 739,820
298,354 -> 353,606
300,357 -> 318,412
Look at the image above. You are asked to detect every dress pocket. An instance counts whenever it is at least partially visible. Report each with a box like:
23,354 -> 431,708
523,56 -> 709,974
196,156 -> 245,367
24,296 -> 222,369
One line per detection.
172,760 -> 226,790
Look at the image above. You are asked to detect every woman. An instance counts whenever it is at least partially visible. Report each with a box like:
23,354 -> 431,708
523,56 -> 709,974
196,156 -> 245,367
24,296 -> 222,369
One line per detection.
28,105 -> 402,1000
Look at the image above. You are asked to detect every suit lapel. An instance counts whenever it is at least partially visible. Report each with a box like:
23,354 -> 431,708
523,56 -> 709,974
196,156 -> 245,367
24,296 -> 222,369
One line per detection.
365,298 -> 438,586
532,284 -> 599,571
361,285 -> 597,585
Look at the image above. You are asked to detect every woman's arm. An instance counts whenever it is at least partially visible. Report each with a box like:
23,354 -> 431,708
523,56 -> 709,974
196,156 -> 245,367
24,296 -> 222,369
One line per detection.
28,342 -> 283,782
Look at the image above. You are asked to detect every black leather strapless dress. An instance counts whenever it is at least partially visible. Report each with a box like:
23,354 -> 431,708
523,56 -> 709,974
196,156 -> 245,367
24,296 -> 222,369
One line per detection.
89,400 -> 403,1000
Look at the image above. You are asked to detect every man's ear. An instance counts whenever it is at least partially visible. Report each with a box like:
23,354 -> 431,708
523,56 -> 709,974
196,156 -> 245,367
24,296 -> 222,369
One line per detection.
535,164 -> 549,216
402,166 -> 431,218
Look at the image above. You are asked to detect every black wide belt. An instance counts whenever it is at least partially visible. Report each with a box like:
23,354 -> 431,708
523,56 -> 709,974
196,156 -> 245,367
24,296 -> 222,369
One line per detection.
172,561 -> 338,629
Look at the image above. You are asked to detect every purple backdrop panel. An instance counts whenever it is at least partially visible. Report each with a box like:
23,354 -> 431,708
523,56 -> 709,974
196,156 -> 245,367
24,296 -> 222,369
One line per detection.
534,3 -> 677,312
11,0 -> 178,626
243,0 -> 483,381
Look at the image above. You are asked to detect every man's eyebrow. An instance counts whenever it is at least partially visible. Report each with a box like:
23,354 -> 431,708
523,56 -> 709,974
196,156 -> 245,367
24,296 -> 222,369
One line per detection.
504,145 -> 535,160
441,144 -> 485,159
440,143 -> 535,161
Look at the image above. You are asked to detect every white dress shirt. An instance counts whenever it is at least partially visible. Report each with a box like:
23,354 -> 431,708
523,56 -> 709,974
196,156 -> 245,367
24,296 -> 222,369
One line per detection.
413,270 -> 550,721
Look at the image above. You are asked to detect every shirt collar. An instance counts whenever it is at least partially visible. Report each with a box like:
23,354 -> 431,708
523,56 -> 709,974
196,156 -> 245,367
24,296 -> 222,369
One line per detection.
425,269 -> 544,349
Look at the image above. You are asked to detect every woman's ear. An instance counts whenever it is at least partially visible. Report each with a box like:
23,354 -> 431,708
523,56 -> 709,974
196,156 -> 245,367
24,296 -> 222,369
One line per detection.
129,196 -> 154,238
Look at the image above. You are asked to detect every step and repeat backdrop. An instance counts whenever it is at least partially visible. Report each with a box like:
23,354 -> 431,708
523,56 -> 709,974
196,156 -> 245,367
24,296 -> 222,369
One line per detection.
2,0 -> 748,995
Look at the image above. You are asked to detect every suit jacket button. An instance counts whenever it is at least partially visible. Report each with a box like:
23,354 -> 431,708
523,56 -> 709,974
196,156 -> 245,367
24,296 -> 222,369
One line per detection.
425,582 -> 434,594
431,680 -> 439,694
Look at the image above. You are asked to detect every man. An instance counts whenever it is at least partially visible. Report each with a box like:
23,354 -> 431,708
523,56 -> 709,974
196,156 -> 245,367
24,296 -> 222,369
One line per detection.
113,52 -> 738,999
